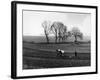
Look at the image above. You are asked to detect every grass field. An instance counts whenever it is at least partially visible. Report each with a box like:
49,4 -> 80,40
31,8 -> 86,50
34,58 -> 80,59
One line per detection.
23,41 -> 91,69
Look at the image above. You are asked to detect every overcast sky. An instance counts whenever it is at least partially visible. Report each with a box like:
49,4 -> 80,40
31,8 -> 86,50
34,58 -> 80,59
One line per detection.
23,10 -> 91,36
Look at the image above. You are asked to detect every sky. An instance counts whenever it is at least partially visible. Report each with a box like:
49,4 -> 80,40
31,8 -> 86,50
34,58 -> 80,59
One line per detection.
23,10 -> 91,36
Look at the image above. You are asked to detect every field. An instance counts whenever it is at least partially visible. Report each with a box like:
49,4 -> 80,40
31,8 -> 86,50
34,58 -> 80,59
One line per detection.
23,39 -> 91,69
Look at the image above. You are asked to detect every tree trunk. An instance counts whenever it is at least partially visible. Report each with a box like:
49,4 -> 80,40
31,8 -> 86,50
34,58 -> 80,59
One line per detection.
44,30 -> 49,43
55,31 -> 58,43
55,33 -> 57,43
58,36 -> 60,43
58,32 -> 60,43
74,35 -> 77,43
45,34 -> 49,43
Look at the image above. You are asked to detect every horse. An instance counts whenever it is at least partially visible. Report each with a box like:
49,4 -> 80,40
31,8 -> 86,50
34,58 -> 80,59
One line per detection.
56,49 -> 65,57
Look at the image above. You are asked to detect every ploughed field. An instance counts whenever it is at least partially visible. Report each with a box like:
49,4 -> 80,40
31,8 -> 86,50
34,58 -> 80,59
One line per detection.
23,42 -> 91,69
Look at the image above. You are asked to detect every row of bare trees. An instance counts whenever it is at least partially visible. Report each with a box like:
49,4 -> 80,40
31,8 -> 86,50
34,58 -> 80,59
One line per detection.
42,21 -> 83,43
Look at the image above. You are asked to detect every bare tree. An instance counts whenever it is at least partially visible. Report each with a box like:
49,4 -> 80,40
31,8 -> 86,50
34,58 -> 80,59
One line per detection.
61,25 -> 68,42
51,21 -> 65,43
71,27 -> 83,57
42,21 -> 51,43
71,27 -> 83,43
51,22 -> 57,43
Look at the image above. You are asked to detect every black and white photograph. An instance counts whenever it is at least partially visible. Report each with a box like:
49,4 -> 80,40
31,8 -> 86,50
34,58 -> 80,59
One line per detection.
11,1 -> 97,79
23,10 -> 91,69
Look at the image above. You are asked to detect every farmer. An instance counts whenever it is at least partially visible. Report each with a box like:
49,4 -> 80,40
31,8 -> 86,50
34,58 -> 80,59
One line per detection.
56,49 -> 65,57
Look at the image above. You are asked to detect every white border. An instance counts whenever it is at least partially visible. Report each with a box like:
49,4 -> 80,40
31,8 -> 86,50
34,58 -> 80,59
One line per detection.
17,3 -> 96,77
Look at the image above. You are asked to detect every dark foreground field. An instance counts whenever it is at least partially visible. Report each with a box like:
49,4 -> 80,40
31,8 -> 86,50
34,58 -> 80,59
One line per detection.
23,42 -> 91,69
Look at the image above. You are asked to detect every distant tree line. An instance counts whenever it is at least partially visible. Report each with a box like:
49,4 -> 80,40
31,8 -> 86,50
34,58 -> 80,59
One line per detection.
42,20 -> 83,43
